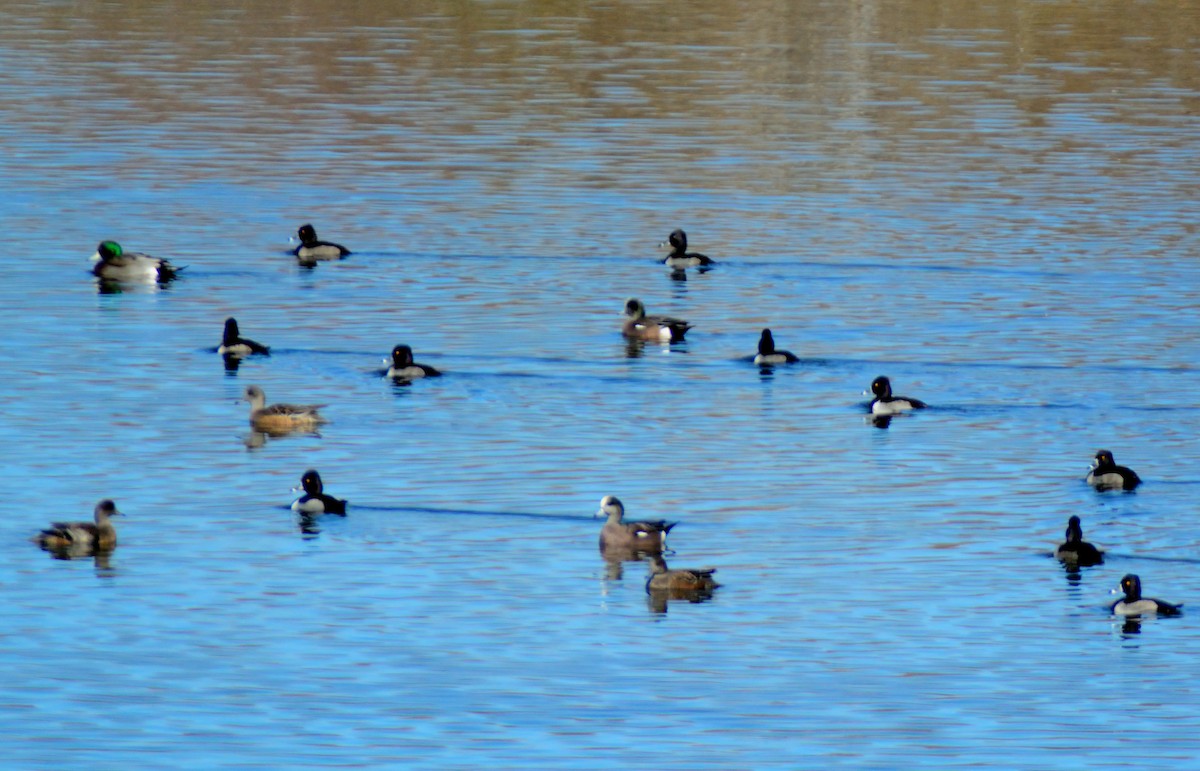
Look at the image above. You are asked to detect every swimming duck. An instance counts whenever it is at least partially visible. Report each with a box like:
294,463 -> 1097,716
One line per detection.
1111,574 -> 1181,616
385,345 -> 440,380
292,223 -> 350,261
646,554 -> 719,592
596,495 -> 676,552
1054,515 -> 1103,567
659,229 -> 714,268
754,329 -> 799,365
867,375 -> 927,415
34,499 -> 121,552
90,240 -> 181,282
291,469 -> 347,515
1086,450 -> 1141,491
622,298 -> 692,342
242,385 -> 327,433
218,318 -> 270,358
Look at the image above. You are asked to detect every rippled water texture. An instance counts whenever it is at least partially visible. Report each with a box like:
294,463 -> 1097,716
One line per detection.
2,1 -> 1200,767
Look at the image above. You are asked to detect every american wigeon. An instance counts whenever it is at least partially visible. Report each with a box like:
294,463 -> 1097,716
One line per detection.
218,318 -> 270,357
291,469 -> 347,515
34,499 -> 121,552
753,329 -> 799,365
867,375 -> 927,415
596,495 -> 675,552
1055,515 -> 1103,567
659,229 -> 714,268
622,298 -> 692,342
292,223 -> 350,261
385,345 -> 440,380
90,240 -> 181,282
1111,574 -> 1181,616
645,554 -> 719,592
242,385 -> 327,433
1087,450 -> 1141,491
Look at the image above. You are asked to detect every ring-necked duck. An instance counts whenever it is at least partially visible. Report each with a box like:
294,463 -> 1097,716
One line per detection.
291,470 -> 347,515
1055,515 -> 1103,566
1111,574 -> 1181,616
659,229 -> 714,268
867,375 -> 927,415
646,554 -> 719,592
34,499 -> 121,552
242,385 -> 327,433
90,240 -> 181,282
596,495 -> 676,552
1086,450 -> 1141,491
622,298 -> 692,342
754,329 -> 799,365
292,223 -> 350,261
218,318 -> 270,358
385,345 -> 440,380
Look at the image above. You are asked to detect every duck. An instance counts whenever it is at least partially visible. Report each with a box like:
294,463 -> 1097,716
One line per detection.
90,240 -> 181,282
753,329 -> 799,365
646,554 -> 719,592
34,499 -> 121,552
622,298 -> 692,342
1111,574 -> 1181,616
1086,450 -> 1141,491
867,375 -> 927,415
292,223 -> 350,261
659,229 -> 714,268
291,469 -> 347,515
1054,515 -> 1103,566
242,385 -> 327,433
596,495 -> 675,552
385,345 -> 440,380
217,317 -> 270,358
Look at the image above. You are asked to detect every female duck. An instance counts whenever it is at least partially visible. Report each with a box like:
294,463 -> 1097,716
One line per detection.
646,554 -> 719,592
1086,450 -> 1141,491
385,345 -> 440,380
242,385 -> 327,433
867,375 -> 927,415
292,223 -> 350,261
291,470 -> 347,515
1054,515 -> 1103,567
34,499 -> 121,552
90,240 -> 181,282
218,318 -> 270,358
622,298 -> 692,342
660,229 -> 714,268
754,329 -> 799,365
1111,574 -> 1181,616
596,495 -> 676,552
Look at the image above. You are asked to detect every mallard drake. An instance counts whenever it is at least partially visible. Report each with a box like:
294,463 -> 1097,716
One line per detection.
90,240 -> 181,282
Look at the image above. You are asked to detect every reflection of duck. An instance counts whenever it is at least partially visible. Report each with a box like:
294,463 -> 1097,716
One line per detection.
622,298 -> 692,342
1055,516 -> 1103,567
242,385 -> 327,434
292,223 -> 350,262
90,240 -> 181,283
218,318 -> 270,358
1087,450 -> 1141,491
646,554 -> 719,592
659,229 -> 714,269
1111,574 -> 1181,616
34,500 -> 121,552
385,345 -> 440,380
291,469 -> 347,515
754,329 -> 799,366
596,495 -> 675,553
867,375 -> 927,415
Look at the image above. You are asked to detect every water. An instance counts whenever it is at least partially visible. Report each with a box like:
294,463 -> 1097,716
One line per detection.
2,1 -> 1200,767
